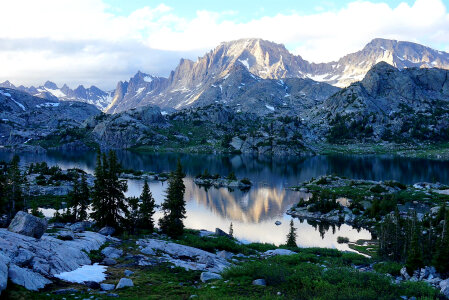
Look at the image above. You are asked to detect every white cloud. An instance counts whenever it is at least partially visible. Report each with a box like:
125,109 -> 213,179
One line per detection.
0,0 -> 448,90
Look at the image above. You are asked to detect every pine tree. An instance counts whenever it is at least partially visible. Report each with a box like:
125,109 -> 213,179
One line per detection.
91,151 -> 128,230
433,211 -> 449,274
229,222 -> 234,238
126,196 -> 140,234
159,158 -> 186,238
69,172 -> 81,222
91,151 -> 106,225
78,173 -> 90,221
286,219 -> 297,247
139,180 -> 156,231
406,211 -> 423,274
6,155 -> 24,221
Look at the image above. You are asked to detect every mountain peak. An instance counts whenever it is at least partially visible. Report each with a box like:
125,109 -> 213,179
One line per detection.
43,81 -> 58,90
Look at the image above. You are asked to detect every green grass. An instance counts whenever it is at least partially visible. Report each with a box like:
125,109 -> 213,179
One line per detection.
316,142 -> 449,160
29,195 -> 69,209
2,234 -> 441,300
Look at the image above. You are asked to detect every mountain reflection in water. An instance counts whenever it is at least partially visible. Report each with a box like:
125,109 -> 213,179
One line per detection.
4,150 -> 449,250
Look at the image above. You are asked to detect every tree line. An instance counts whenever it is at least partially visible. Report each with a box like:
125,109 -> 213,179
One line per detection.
379,205 -> 449,276
0,151 -> 187,238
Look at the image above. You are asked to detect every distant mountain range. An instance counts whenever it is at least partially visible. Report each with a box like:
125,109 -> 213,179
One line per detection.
105,38 -> 449,113
0,80 -> 113,111
2,38 -> 449,114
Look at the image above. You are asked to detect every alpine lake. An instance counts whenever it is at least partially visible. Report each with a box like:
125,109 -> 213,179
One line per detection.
2,150 -> 449,253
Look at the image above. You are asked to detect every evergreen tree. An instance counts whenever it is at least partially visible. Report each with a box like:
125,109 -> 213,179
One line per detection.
126,196 -> 140,234
433,211 -> 449,274
6,155 -> 24,221
78,173 -> 90,221
139,180 -> 156,231
406,212 -> 423,274
229,222 -> 234,238
286,219 -> 297,247
91,151 -> 106,225
159,158 -> 186,238
91,151 -> 128,229
69,172 -> 81,222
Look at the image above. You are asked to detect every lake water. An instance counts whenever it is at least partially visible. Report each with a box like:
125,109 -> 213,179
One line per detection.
2,150 -> 449,252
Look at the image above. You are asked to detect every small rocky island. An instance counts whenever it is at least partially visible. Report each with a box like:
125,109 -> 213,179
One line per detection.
288,175 -> 449,229
194,170 -> 252,190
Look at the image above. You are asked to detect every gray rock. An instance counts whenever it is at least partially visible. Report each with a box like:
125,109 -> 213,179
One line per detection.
0,229 -> 106,281
275,221 -> 281,226
124,270 -> 134,277
101,283 -> 115,291
11,248 -> 34,267
252,279 -> 266,286
98,226 -> 115,236
102,258 -> 118,266
57,230 -> 75,241
0,253 -> 9,295
400,267 -> 411,280
215,228 -> 232,239
8,211 -> 47,239
200,272 -> 222,282
216,250 -> 234,260
101,247 -> 123,259
69,221 -> 92,232
116,278 -> 133,289
137,238 -> 230,274
8,264 -> 52,291
440,279 -> 449,298
263,249 -> 295,256
85,280 -> 101,289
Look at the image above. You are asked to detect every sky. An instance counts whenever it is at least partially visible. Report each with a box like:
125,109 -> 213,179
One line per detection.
0,0 -> 448,90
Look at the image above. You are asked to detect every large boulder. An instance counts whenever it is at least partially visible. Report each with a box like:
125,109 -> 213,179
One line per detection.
8,211 -> 47,239
440,279 -> 449,298
116,278 -> 133,289
98,226 -> 115,236
8,264 -> 52,291
101,247 -> 123,259
69,221 -> 92,232
215,228 -> 232,239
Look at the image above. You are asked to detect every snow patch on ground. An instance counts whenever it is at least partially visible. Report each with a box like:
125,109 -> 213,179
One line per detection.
136,87 -> 145,95
265,104 -> 275,111
238,58 -> 250,69
11,98 -> 26,111
45,88 -> 66,98
0,90 -> 11,97
36,102 -> 60,108
55,263 -> 107,283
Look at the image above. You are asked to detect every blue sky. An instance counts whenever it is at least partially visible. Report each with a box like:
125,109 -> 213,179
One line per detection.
104,0 -> 416,20
0,0 -> 448,89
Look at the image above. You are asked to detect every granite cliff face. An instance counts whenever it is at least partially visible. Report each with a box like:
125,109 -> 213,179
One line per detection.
106,38 -> 449,113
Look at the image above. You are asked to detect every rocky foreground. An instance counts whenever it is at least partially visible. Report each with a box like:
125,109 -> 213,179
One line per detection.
1,211 -> 449,299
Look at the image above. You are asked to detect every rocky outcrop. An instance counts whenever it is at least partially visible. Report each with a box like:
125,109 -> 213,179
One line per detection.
136,238 -> 231,274
0,228 -> 107,291
8,264 -> 52,291
0,253 -> 9,295
8,211 -> 48,239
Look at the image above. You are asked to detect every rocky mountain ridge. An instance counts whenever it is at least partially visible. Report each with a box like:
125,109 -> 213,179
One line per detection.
0,80 -> 113,111
106,38 -> 449,113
